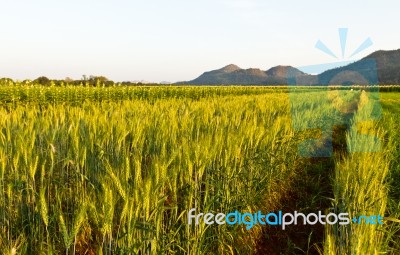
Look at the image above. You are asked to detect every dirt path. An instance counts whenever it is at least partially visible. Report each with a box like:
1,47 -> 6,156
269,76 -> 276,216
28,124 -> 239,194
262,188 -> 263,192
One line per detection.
254,91 -> 359,254
254,129 -> 343,254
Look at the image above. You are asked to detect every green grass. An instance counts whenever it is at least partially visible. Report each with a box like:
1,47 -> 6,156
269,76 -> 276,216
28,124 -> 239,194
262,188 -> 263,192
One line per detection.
0,85 -> 400,254
324,92 -> 400,255
0,87 -> 306,254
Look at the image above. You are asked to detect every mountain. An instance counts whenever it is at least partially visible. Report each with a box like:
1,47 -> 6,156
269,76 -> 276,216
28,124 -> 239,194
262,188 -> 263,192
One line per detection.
178,49 -> 400,85
368,49 -> 400,84
266,65 -> 304,77
316,49 -> 400,85
220,64 -> 241,72
183,64 -> 267,85
180,65 -> 306,85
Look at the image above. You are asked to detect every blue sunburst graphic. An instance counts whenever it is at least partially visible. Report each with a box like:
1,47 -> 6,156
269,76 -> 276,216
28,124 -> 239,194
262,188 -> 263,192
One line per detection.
315,28 -> 373,60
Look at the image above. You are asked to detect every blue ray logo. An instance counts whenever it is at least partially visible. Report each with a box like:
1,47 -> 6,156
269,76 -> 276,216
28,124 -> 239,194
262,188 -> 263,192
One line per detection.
315,28 -> 373,60
300,28 -> 375,74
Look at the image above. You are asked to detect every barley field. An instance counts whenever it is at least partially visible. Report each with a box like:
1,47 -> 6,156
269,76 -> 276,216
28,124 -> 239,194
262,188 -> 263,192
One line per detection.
0,84 -> 399,254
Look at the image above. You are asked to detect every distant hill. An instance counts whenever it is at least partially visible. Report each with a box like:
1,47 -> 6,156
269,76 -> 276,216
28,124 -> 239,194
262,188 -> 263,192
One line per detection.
178,49 -> 400,85
179,65 -> 307,85
182,64 -> 267,85
369,49 -> 400,84
317,49 -> 400,85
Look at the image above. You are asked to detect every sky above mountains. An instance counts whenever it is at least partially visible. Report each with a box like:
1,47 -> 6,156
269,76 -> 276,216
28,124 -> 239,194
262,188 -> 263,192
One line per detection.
0,0 -> 399,82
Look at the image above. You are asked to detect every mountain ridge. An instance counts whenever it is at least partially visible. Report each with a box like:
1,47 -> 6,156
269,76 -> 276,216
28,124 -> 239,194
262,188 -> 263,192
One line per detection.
177,49 -> 400,85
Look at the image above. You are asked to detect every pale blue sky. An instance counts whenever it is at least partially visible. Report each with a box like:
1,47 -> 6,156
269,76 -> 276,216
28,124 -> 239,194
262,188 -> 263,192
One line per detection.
0,0 -> 399,82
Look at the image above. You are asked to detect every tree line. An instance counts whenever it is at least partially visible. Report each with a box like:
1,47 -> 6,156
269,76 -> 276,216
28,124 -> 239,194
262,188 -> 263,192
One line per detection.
0,75 -> 165,86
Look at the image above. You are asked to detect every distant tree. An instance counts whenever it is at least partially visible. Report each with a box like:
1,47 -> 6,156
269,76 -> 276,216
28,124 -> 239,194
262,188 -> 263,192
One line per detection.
33,76 -> 51,85
86,75 -> 114,87
22,79 -> 32,85
89,75 -> 108,82
0,77 -> 14,85
121,81 -> 133,86
65,77 -> 74,83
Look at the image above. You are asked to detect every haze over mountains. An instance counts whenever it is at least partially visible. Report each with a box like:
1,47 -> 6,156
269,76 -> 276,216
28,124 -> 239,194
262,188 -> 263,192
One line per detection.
178,49 -> 400,85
